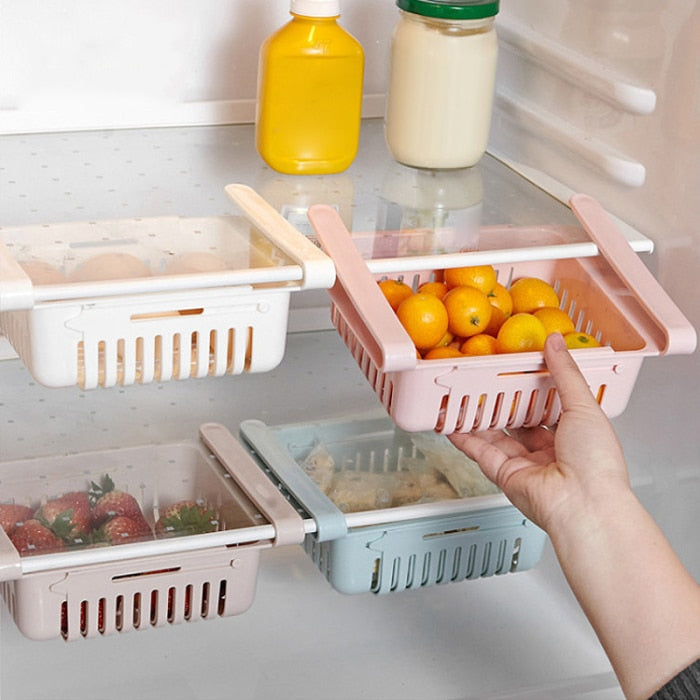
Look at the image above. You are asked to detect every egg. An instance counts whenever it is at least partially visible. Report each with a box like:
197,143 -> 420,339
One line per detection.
19,261 -> 66,284
165,252 -> 228,275
70,253 -> 151,282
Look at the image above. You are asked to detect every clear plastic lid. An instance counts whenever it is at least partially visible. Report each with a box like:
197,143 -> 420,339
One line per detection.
2,216 -> 291,284
0,424 -> 304,575
0,441 -> 266,562
0,184 -> 335,309
340,222 -> 596,273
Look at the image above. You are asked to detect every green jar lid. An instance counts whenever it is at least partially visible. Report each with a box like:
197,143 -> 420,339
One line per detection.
397,0 -> 499,20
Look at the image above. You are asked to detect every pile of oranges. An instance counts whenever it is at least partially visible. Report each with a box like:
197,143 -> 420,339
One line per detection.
377,264 -> 600,360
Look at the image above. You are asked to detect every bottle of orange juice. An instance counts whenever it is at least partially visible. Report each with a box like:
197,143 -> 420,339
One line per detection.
255,0 -> 364,175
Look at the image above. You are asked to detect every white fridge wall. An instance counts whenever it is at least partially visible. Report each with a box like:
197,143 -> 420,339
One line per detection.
0,0 -> 394,131
492,0 -> 700,248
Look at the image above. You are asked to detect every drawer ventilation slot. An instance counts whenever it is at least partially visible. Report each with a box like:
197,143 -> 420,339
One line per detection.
59,577 -> 231,639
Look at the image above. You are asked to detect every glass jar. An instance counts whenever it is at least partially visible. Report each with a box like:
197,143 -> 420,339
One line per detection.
385,0 -> 499,169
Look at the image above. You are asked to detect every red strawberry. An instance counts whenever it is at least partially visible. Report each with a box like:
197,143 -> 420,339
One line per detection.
78,599 -> 106,635
10,519 -> 66,556
155,500 -> 218,538
166,587 -> 192,620
98,515 -> 153,545
0,504 -> 35,537
89,475 -> 145,527
35,491 -> 91,543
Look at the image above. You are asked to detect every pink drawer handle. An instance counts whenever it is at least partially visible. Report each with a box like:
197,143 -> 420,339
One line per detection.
308,204 -> 418,372
570,194 -> 697,356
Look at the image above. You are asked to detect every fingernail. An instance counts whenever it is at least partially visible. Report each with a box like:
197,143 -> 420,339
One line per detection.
547,332 -> 566,351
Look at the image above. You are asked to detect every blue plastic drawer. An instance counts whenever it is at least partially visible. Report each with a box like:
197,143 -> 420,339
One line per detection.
239,415 -> 546,595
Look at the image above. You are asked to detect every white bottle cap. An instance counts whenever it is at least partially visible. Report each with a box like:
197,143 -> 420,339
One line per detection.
291,0 -> 340,17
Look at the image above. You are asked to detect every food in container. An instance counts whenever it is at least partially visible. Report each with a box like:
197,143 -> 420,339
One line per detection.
255,0 -> 364,174
240,415 -> 546,595
69,252 -> 152,282
385,0 -> 499,169
0,423 -> 304,640
306,193 -> 697,433
0,184 -> 335,389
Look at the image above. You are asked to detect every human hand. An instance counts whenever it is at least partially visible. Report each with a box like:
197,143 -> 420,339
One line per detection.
451,333 -> 700,700
448,332 -> 631,533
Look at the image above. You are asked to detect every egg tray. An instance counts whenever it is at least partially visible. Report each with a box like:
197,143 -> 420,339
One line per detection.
240,415 -> 547,595
0,423 -> 304,641
307,194 -> 696,433
0,184 -> 335,389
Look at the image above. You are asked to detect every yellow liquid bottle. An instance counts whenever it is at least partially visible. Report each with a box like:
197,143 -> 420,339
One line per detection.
256,0 -> 365,175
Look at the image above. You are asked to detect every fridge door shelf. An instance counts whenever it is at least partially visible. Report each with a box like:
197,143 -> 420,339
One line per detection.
307,194 -> 697,434
239,415 -> 547,596
0,184 -> 335,389
0,423 -> 305,641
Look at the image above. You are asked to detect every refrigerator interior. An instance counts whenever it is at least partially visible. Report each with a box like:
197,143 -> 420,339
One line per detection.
1,1 -> 698,699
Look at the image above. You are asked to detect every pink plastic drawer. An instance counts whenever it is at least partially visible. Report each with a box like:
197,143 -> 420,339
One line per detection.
308,194 -> 696,434
2,546 -> 262,641
0,423 -> 304,641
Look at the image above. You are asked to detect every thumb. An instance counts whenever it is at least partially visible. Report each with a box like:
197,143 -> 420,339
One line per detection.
544,333 -> 600,412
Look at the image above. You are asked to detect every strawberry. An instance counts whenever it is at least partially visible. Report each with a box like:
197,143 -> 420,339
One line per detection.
89,474 -> 145,528
0,503 -> 35,537
10,519 -> 66,556
166,587 -> 192,620
155,500 -> 218,538
34,491 -> 92,544
79,599 -> 106,635
97,515 -> 153,545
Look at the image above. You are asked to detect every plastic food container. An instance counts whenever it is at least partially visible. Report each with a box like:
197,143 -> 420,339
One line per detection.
0,184 -> 335,389
240,414 -> 546,595
0,423 -> 305,640
307,193 -> 697,433
385,0 -> 499,169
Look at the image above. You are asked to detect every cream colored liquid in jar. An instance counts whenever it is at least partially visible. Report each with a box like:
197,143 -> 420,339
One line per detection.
385,12 -> 498,169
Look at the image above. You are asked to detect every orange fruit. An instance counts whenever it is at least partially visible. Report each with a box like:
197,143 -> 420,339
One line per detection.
378,279 -> 413,311
460,333 -> 498,356
396,292 -> 449,351
484,282 -> 513,336
484,307 -> 507,337
495,313 -> 547,353
533,307 -> 576,336
442,286 -> 493,338
509,277 -> 560,314
434,330 -> 455,348
418,280 -> 448,300
487,282 -> 513,317
423,346 -> 464,360
564,331 -> 601,349
444,264 -> 497,294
